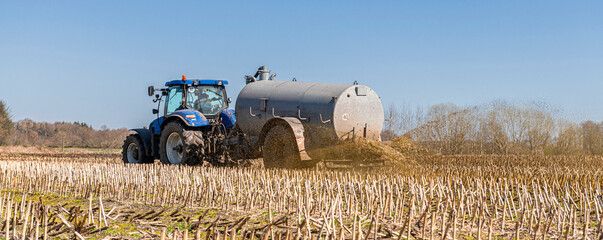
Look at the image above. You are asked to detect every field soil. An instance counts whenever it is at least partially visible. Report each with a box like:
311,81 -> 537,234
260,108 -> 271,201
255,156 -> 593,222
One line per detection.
0,149 -> 602,239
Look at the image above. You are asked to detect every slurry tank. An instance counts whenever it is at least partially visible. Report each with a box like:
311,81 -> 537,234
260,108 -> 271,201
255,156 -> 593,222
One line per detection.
235,67 -> 384,150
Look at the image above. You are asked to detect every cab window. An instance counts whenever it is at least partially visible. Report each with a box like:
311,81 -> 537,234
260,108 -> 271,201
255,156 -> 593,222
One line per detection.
165,85 -> 183,115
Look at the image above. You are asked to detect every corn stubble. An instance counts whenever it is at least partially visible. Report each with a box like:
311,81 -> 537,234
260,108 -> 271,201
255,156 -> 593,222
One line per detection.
0,152 -> 602,239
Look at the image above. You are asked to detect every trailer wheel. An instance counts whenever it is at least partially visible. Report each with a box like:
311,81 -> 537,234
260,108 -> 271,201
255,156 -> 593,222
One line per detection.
159,122 -> 204,165
263,125 -> 301,168
122,134 -> 154,164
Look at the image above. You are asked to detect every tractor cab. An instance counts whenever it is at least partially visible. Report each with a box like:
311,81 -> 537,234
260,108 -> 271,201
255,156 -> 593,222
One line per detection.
162,77 -> 230,118
146,75 -> 235,136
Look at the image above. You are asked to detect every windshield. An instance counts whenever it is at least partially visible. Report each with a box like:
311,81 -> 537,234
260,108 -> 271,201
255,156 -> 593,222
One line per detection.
185,85 -> 227,116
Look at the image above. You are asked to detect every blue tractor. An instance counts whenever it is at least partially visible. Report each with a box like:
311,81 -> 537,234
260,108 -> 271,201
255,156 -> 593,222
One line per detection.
122,75 -> 240,165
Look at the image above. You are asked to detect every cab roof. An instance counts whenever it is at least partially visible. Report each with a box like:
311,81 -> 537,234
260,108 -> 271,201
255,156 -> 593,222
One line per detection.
165,79 -> 229,86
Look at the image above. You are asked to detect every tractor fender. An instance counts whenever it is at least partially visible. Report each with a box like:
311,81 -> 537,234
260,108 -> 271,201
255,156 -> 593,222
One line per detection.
259,117 -> 311,160
161,110 -> 210,128
129,128 -> 152,156
220,109 -> 236,130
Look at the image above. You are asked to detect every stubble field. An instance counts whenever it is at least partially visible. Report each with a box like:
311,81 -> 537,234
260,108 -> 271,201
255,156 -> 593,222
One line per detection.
0,152 -> 602,239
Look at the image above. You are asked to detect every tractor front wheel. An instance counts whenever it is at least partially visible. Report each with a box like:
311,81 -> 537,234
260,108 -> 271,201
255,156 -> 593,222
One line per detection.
159,122 -> 205,165
122,134 -> 154,164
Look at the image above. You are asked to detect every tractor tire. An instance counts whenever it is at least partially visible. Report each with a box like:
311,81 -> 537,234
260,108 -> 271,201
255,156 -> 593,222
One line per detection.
159,122 -> 205,165
262,125 -> 302,168
122,134 -> 154,164
183,130 -> 205,160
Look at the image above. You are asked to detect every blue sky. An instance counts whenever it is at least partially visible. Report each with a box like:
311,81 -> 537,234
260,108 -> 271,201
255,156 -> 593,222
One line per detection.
0,1 -> 601,129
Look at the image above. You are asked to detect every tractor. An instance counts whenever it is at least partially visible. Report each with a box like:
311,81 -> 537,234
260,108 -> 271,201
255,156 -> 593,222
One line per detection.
122,76 -> 240,165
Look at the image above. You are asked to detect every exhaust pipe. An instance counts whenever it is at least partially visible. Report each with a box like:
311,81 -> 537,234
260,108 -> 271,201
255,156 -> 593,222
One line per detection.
255,66 -> 271,81
245,66 -> 275,84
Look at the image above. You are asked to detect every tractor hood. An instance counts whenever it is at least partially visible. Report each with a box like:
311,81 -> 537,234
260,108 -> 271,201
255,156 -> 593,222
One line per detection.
168,110 -> 210,127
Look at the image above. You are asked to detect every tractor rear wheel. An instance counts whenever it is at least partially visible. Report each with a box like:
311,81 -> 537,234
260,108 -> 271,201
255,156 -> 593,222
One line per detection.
263,125 -> 302,168
159,122 -> 205,165
122,134 -> 154,164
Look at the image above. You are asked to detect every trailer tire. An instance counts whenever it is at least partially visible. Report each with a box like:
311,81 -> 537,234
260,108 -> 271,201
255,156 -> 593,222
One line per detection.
263,125 -> 301,168
122,134 -> 154,164
160,122 -> 204,165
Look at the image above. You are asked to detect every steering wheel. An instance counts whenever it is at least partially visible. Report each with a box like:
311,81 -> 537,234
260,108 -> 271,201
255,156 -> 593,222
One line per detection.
194,98 -> 212,111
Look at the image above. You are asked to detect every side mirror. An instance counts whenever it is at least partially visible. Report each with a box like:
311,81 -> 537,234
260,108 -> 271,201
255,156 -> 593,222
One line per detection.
148,86 -> 155,96
152,109 -> 159,114
227,97 -> 232,103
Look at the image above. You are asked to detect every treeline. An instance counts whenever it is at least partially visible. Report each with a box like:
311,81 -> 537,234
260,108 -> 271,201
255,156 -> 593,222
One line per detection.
0,100 -> 128,149
3,99 -> 603,153
383,101 -> 603,155
9,119 -> 129,148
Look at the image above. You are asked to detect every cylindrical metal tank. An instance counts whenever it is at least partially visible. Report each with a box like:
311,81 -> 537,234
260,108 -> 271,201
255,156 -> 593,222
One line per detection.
235,79 -> 384,146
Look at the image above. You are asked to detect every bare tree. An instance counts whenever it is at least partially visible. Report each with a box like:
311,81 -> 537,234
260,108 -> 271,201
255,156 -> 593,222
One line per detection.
524,108 -> 555,154
551,121 -> 584,155
382,104 -> 401,141
56,131 -> 67,151
581,121 -> 603,155
484,110 -> 510,154
414,103 -> 477,154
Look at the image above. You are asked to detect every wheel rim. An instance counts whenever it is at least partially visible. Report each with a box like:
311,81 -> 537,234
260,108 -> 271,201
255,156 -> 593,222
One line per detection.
166,132 -> 183,164
126,142 -> 139,163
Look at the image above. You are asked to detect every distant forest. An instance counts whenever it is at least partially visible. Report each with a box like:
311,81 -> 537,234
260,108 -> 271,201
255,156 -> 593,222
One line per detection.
0,100 -> 128,149
8,120 -> 129,149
